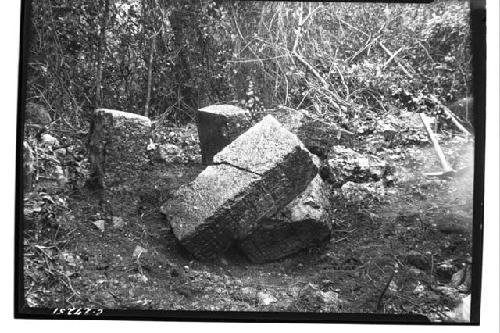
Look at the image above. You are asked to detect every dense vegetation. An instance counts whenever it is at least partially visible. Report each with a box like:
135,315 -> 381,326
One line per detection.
26,0 -> 471,126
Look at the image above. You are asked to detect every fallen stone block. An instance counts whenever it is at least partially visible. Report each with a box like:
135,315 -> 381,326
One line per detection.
255,107 -> 354,157
163,115 -> 318,260
87,108 -> 152,189
197,105 -> 252,164
238,174 -> 333,263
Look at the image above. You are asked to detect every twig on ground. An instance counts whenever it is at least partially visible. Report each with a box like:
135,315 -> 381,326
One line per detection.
332,228 -> 357,234
376,269 -> 395,312
334,237 -> 348,244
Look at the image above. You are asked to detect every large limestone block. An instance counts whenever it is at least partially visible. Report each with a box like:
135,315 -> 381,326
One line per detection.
197,105 -> 252,164
238,175 -> 333,263
87,108 -> 151,189
163,115 -> 318,260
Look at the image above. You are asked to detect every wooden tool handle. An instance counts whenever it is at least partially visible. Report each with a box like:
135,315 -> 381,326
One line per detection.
419,113 -> 454,173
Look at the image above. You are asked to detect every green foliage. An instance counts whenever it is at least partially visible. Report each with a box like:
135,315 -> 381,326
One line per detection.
26,0 -> 471,127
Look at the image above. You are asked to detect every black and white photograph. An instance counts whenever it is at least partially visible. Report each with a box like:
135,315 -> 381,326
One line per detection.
14,0 -> 488,325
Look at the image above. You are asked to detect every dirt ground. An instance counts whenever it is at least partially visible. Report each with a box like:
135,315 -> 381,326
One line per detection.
23,123 -> 474,321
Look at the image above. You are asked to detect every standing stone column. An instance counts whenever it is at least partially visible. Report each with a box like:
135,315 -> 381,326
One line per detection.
197,105 -> 252,164
87,109 -> 152,218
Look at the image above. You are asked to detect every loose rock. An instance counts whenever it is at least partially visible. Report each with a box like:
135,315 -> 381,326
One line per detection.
93,220 -> 106,232
320,146 -> 395,187
436,260 -> 457,280
112,216 -> 126,229
257,291 -> 277,305
132,245 -> 148,258
151,143 -> 183,163
404,251 -> 431,271
40,133 -> 59,147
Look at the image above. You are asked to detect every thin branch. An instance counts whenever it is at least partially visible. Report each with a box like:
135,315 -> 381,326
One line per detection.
227,55 -> 288,64
334,13 -> 370,38
293,51 -> 328,88
379,41 -> 413,79
331,62 -> 349,96
382,46 -> 404,68
348,35 -> 380,62
302,4 -> 322,27
376,269 -> 395,312
292,2 -> 304,53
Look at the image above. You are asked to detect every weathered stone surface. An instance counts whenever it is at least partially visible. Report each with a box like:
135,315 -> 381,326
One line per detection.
256,107 -> 354,157
87,108 -> 152,189
163,115 -> 318,260
319,146 -> 395,187
87,109 -> 151,220
197,105 -> 252,164
238,175 -> 333,263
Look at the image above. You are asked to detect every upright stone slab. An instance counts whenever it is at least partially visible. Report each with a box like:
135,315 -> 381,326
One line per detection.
197,105 -> 252,164
87,109 -> 151,219
88,109 -> 152,189
163,115 -> 318,260
238,174 -> 333,263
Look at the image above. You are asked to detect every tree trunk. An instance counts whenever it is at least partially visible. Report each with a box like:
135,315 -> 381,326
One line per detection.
95,0 -> 110,108
144,35 -> 156,117
170,8 -> 196,113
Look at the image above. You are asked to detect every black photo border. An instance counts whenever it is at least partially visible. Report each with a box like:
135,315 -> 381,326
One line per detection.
14,0 -> 486,325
